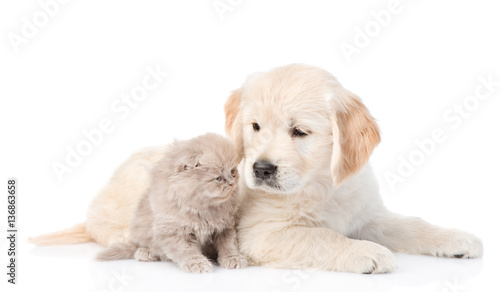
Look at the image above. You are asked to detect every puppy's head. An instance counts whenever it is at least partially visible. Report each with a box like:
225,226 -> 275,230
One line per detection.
225,64 -> 380,194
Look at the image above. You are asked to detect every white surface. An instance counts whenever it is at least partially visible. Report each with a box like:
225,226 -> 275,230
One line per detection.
1,1 -> 499,291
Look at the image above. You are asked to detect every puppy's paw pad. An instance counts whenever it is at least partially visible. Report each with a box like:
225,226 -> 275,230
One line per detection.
219,254 -> 248,269
182,259 -> 213,273
345,241 -> 397,274
430,230 -> 483,259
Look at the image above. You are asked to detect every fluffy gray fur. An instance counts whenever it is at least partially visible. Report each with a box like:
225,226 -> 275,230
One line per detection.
97,133 -> 247,273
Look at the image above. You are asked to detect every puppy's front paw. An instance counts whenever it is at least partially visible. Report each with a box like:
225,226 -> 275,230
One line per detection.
219,254 -> 248,269
181,257 -> 213,273
342,240 -> 398,274
428,230 -> 483,259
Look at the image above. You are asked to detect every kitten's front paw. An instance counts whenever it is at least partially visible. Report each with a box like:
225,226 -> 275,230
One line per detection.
181,257 -> 213,273
134,247 -> 159,262
219,254 -> 248,269
428,230 -> 483,259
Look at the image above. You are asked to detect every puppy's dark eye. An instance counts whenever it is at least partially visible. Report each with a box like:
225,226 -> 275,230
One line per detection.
252,123 -> 260,132
292,128 -> 308,137
216,176 -> 223,182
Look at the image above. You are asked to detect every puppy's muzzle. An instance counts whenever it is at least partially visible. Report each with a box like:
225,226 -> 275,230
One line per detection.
253,161 -> 277,180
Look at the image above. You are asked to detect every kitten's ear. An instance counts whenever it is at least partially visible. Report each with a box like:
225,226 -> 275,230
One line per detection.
224,89 -> 244,159
176,156 -> 201,172
176,163 -> 188,173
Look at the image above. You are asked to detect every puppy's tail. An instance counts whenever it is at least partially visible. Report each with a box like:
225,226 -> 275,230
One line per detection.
96,242 -> 138,261
28,222 -> 93,246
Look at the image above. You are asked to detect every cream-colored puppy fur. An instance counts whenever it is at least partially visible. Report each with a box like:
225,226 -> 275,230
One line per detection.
224,64 -> 482,273
29,146 -> 166,246
30,64 -> 482,274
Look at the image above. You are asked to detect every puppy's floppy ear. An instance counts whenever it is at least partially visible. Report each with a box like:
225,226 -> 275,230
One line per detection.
224,89 -> 244,159
330,88 -> 380,186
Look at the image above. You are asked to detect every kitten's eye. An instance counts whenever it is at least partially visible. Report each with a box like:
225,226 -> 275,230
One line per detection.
216,176 -> 223,182
252,123 -> 260,132
231,168 -> 237,176
292,128 -> 308,137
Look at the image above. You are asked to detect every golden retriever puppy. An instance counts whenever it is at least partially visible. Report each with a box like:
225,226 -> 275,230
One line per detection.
30,64 -> 482,274
224,64 -> 482,273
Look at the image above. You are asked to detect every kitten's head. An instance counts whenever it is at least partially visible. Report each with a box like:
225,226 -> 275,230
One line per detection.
172,133 -> 240,205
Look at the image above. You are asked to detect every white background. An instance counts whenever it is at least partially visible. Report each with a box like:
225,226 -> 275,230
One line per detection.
1,1 -> 499,291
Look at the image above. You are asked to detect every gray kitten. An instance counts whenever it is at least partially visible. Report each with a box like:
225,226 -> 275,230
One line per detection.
97,133 -> 247,273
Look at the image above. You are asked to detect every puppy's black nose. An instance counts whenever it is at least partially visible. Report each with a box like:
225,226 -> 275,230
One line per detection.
253,161 -> 277,180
